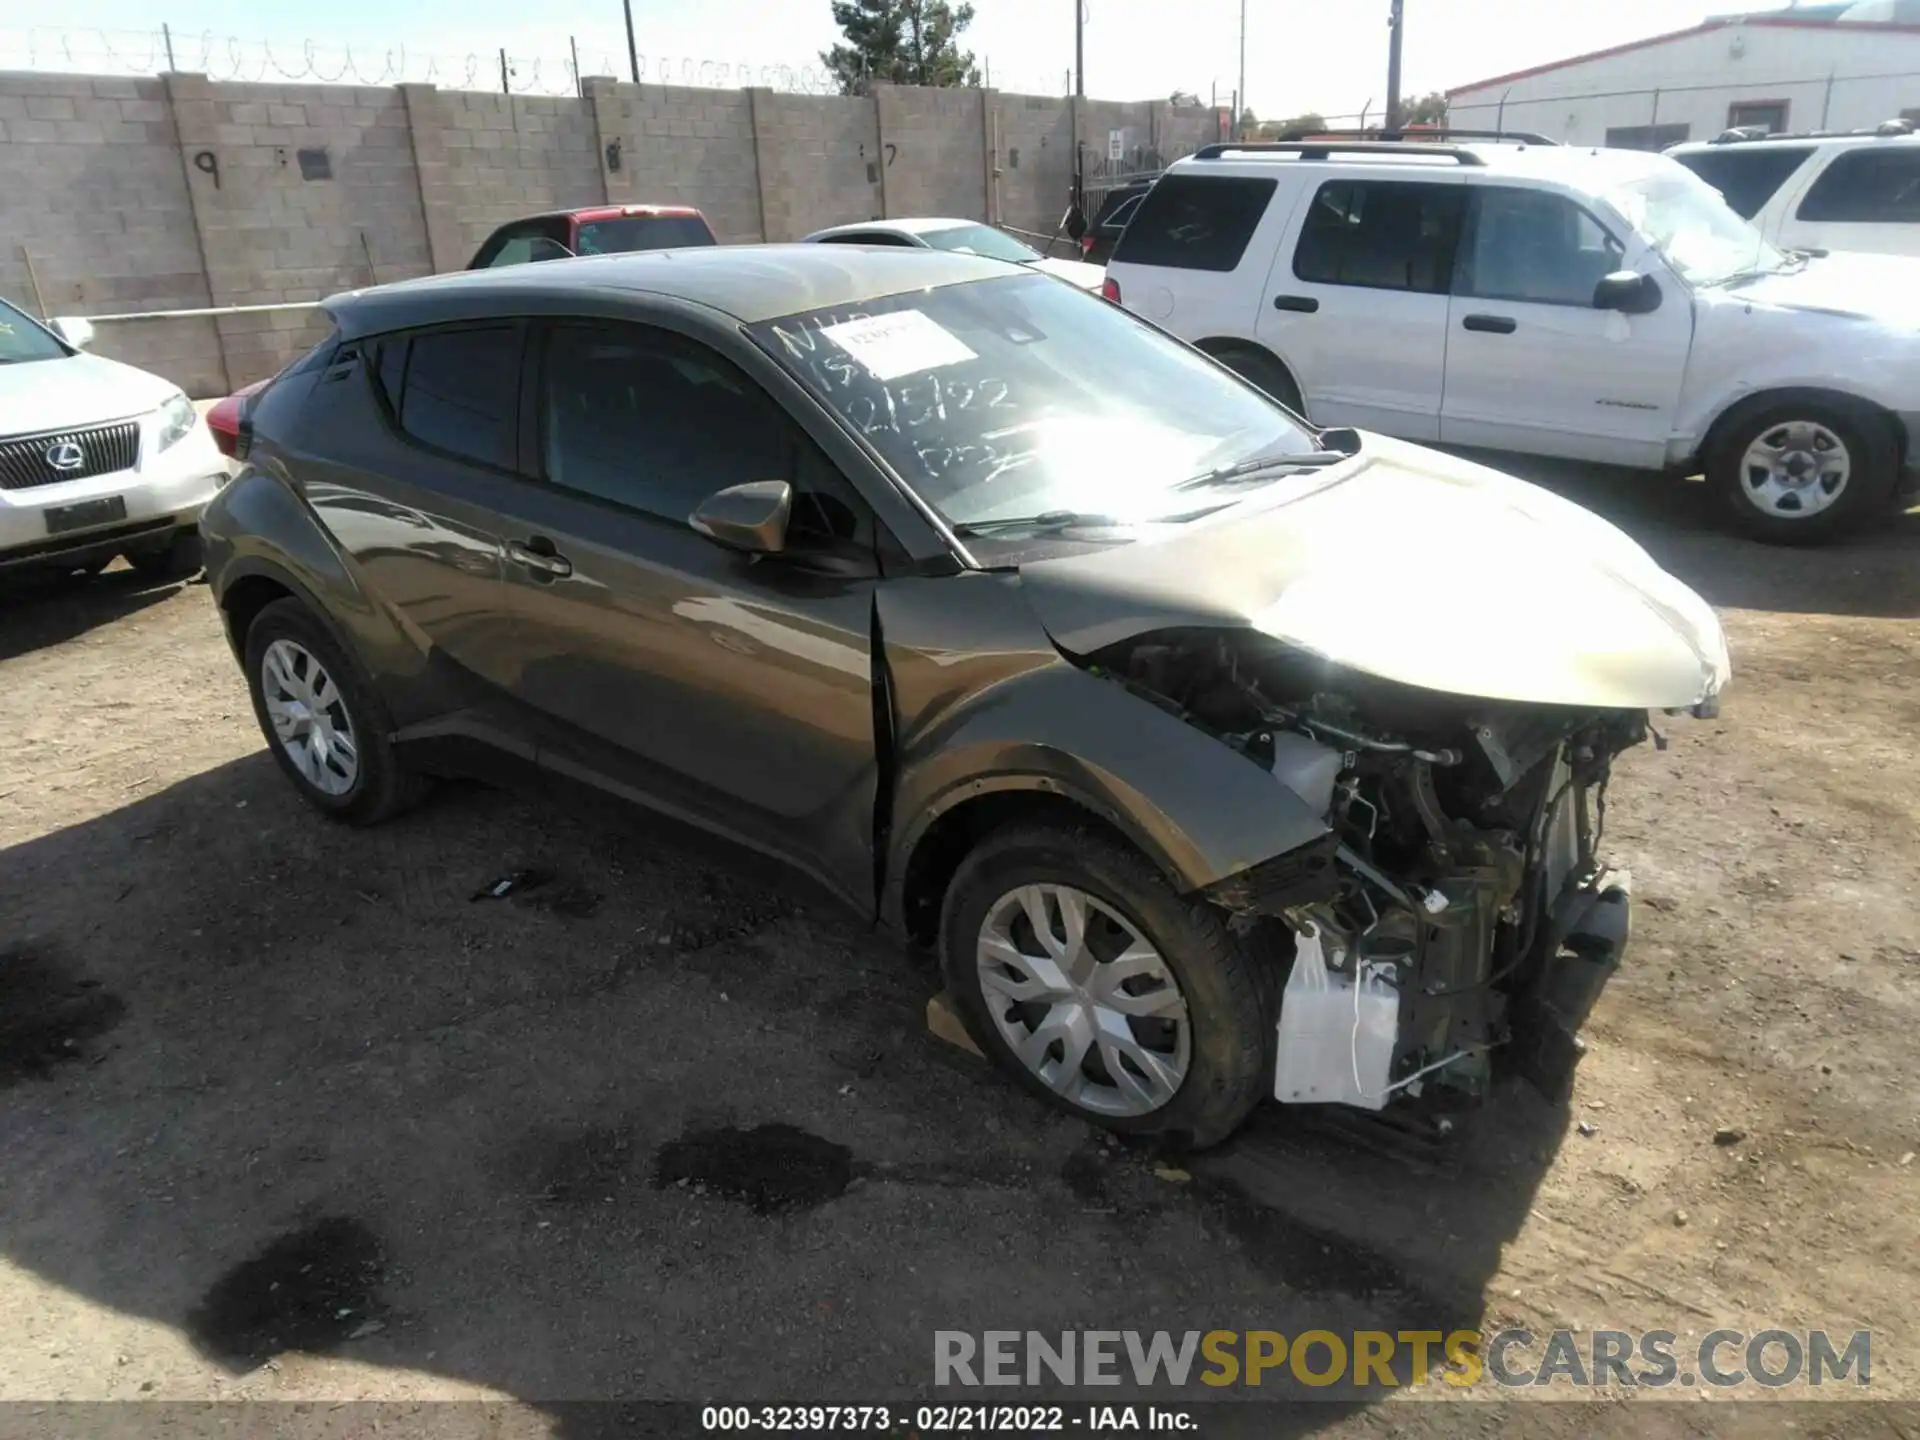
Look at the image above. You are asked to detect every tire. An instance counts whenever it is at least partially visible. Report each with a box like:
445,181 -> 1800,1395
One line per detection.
242,597 -> 424,825
126,530 -> 203,580
1706,398 -> 1898,546
1212,344 -> 1307,419
939,822 -> 1269,1149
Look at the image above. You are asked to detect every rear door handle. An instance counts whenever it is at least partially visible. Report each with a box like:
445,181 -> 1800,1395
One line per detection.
1462,313 -> 1517,334
508,538 -> 573,579
1272,294 -> 1320,313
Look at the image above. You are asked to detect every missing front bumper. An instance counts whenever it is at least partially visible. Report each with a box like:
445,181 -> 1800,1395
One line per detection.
1507,867 -> 1632,1103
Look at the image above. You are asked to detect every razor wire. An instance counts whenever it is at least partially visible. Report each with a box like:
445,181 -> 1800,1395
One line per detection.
0,26 -> 839,96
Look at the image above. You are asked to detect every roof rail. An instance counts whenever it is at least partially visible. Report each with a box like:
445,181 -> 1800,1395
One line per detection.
1273,126 -> 1558,146
1710,117 -> 1915,144
1190,140 -> 1487,166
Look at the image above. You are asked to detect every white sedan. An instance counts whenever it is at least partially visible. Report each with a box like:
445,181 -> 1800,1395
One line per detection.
0,298 -> 226,579
800,218 -> 1107,291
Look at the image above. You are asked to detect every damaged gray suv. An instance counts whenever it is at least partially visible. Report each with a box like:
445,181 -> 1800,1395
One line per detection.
200,247 -> 1730,1147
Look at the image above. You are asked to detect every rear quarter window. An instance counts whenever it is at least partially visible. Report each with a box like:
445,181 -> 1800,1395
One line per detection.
1110,174 -> 1279,271
1795,147 -> 1920,223
1671,146 -> 1817,219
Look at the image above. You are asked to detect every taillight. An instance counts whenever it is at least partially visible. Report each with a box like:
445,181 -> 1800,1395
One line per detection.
207,398 -> 242,459
1080,234 -> 1094,256
1100,277 -> 1121,304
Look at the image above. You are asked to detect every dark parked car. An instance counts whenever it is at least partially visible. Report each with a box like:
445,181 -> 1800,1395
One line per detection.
1078,180 -> 1153,265
467,204 -> 717,268
200,247 -> 1727,1146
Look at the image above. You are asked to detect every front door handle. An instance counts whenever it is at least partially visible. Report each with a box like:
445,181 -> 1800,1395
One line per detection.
1272,294 -> 1320,313
509,537 -> 573,579
1462,313 -> 1517,334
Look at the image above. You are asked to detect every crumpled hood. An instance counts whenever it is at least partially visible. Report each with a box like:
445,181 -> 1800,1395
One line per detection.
1728,251 -> 1920,326
1015,435 -> 1731,710
0,352 -> 174,437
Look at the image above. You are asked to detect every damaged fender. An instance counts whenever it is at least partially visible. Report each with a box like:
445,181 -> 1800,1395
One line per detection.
874,575 -> 1330,931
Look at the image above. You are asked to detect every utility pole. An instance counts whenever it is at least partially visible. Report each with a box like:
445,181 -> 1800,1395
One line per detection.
1236,0 -> 1246,140
1074,0 -> 1084,97
623,0 -> 640,83
1385,0 -> 1405,131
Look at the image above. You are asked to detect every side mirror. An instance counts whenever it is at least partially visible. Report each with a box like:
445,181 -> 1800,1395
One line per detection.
1592,271 -> 1660,315
690,480 -> 791,554
49,316 -> 96,350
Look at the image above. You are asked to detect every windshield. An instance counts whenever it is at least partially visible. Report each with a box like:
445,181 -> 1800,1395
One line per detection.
0,299 -> 70,365
1604,167 -> 1790,286
748,272 -> 1316,531
918,224 -> 1043,265
575,215 -> 716,255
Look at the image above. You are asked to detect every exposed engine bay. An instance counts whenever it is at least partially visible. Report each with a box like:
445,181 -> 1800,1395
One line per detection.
1086,629 -> 1653,1110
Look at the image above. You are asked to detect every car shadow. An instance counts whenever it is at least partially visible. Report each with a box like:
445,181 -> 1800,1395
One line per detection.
0,565 -> 202,662
0,753 -> 1572,1427
1441,449 -> 1920,620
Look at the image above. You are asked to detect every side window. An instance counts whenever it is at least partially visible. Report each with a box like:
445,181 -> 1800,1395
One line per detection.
1457,188 -> 1623,307
1292,180 -> 1467,294
1110,175 -> 1278,271
390,326 -> 522,470
1671,146 -> 1816,219
540,321 -> 870,545
486,233 -> 540,267
1796,148 -> 1920,223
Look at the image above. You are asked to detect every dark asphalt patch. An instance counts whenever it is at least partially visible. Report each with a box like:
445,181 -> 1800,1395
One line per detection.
0,943 -> 125,1086
537,1125 -> 647,1205
652,1123 -> 853,1214
184,1217 -> 386,1368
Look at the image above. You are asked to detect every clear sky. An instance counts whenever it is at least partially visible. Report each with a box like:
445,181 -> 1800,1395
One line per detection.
15,1 -> 1731,118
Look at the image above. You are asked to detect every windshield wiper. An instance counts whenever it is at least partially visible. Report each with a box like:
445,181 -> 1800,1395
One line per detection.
1705,252 -> 1808,288
951,510 -> 1118,538
1172,449 -> 1348,492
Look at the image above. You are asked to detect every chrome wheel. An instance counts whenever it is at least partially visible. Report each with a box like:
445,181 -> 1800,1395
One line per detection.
260,638 -> 359,796
975,883 -> 1190,1117
1739,420 -> 1851,519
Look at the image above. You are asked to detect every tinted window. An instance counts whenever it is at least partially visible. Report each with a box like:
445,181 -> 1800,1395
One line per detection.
816,232 -> 918,247
574,215 -> 716,254
0,297 -> 74,364
541,322 -> 805,527
1796,147 -> 1920,222
392,326 -> 521,469
1111,174 -> 1277,271
1671,146 -> 1815,219
1292,180 -> 1466,294
1459,188 -> 1623,305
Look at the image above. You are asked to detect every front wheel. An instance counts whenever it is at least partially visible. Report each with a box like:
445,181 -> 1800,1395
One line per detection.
939,823 -> 1269,1148
1707,400 -> 1897,545
242,597 -> 424,825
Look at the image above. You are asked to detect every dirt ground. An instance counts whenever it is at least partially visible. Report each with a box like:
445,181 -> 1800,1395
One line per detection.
1,468 -> 1917,1436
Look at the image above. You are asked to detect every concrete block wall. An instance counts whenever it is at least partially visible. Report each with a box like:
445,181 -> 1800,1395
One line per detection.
875,83 -> 989,222
0,67 -> 1201,396
588,80 -> 763,243
0,72 -> 223,397
752,89 -> 882,241
992,92 -> 1075,237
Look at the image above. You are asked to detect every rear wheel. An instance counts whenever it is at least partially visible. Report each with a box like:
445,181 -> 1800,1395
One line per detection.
1210,344 -> 1307,419
939,822 -> 1268,1148
1708,399 -> 1897,545
242,597 -> 424,825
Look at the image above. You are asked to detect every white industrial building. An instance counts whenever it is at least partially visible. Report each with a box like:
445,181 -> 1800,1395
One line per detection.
1446,2 -> 1920,149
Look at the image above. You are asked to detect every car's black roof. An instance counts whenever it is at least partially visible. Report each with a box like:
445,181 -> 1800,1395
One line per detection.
323,245 -> 1016,338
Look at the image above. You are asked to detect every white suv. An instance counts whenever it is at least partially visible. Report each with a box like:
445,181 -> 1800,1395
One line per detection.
0,298 -> 226,579
1667,121 -> 1920,260
1104,135 -> 1920,543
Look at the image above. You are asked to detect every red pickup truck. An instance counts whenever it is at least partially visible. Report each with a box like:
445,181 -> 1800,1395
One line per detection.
466,205 -> 718,268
